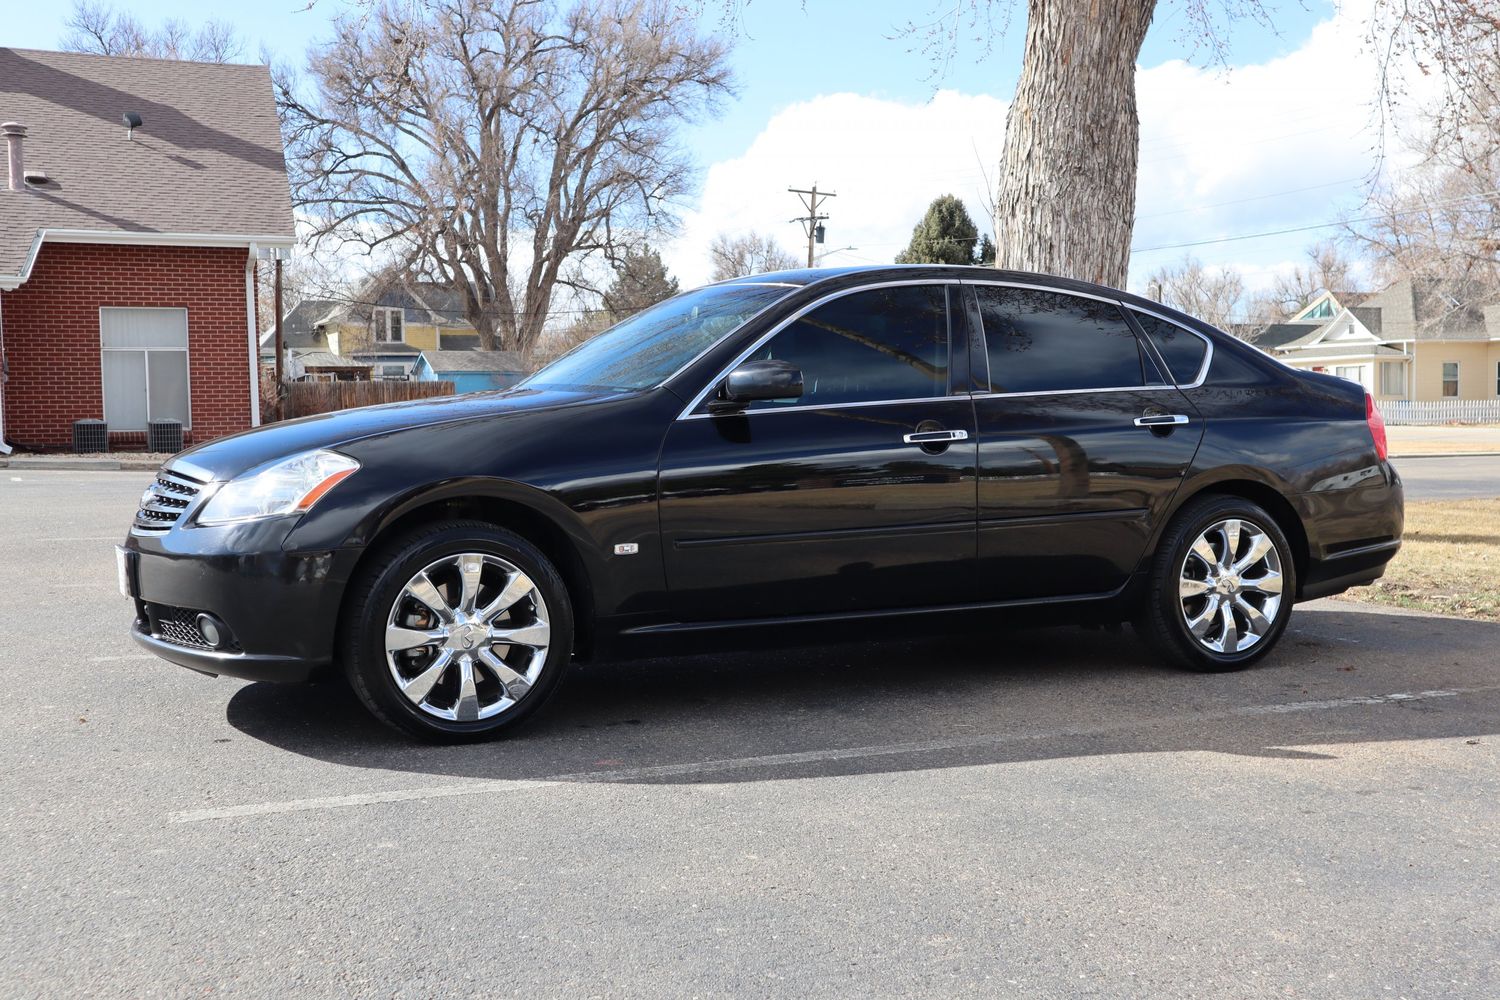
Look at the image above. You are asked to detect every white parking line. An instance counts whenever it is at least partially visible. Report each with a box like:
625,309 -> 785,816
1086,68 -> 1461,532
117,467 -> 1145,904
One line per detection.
168,686 -> 1496,825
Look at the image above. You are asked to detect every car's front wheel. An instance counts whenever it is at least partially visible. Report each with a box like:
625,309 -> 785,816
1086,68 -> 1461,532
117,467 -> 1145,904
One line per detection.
341,520 -> 574,742
1137,495 -> 1297,672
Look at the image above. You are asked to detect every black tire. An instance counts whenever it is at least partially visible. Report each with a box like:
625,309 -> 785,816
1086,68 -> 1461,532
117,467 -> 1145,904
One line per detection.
341,519 -> 574,742
1135,494 -> 1298,673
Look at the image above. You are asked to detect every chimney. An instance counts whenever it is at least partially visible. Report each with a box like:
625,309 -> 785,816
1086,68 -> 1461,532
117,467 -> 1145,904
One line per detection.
1,122 -> 25,192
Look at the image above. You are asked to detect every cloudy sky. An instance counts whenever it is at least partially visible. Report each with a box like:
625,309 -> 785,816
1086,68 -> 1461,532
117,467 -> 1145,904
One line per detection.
7,1 -> 1431,310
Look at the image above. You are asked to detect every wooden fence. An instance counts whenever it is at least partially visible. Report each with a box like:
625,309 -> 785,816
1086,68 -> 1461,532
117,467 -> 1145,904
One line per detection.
1376,399 -> 1500,426
283,380 -> 456,419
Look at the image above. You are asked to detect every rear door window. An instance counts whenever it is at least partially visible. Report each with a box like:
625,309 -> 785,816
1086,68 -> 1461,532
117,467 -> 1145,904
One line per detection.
1131,311 -> 1209,385
973,286 -> 1148,393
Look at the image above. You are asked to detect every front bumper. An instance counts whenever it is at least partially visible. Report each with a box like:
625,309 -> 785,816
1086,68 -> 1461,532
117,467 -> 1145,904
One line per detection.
124,515 -> 362,684
129,624 -> 318,683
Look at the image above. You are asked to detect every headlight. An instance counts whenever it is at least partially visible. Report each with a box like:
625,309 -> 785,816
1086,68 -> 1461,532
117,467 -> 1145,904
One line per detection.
196,449 -> 360,526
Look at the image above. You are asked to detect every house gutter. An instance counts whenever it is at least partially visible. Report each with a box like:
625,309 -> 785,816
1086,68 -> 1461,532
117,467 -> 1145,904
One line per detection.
0,228 -> 297,291
244,250 -> 262,428
0,291 -> 11,454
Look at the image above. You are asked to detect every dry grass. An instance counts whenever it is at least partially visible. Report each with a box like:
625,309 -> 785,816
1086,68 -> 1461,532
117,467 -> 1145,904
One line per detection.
1337,499 -> 1500,621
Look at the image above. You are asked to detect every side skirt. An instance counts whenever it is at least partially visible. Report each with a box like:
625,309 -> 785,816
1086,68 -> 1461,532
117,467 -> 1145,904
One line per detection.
617,584 -> 1129,637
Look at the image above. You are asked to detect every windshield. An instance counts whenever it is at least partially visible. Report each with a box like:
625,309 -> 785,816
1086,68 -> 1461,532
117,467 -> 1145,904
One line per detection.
522,283 -> 793,392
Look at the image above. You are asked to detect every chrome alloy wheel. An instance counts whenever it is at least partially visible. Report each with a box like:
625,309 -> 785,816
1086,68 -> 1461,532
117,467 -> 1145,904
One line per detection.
384,553 -> 551,722
1177,518 -> 1284,655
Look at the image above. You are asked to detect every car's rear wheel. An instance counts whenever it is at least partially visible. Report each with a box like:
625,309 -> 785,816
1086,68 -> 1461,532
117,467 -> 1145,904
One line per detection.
341,520 -> 573,742
1137,495 -> 1297,672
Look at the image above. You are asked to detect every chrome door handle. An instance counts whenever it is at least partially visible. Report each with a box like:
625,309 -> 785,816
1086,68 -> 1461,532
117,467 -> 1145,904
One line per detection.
903,429 -> 969,444
1134,414 -> 1190,427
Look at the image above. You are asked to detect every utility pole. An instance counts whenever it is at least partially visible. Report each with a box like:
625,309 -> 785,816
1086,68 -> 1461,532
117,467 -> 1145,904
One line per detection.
789,184 -> 836,268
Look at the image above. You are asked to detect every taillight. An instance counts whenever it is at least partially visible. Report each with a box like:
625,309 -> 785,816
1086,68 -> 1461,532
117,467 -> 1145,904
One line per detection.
1365,392 -> 1388,461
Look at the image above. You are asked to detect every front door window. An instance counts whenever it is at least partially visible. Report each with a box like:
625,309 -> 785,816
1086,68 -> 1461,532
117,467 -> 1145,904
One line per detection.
743,284 -> 951,407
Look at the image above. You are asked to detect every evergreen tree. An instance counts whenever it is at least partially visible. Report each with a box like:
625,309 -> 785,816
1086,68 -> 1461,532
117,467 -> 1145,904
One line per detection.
602,245 -> 680,322
895,195 -> 992,266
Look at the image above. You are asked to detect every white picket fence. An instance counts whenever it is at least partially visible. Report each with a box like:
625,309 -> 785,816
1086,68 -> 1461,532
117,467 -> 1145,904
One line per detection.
1376,399 -> 1500,426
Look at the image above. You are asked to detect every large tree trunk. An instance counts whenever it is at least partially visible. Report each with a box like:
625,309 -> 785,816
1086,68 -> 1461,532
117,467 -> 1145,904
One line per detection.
993,0 -> 1155,288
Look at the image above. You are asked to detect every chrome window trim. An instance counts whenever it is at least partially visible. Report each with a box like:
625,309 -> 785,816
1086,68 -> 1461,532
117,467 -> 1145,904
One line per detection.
969,384 -> 1169,401
675,279 -> 964,421
962,279 -> 1216,392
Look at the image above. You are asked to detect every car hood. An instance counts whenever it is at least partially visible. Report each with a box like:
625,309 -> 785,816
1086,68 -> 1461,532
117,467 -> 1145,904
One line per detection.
170,386 -> 624,481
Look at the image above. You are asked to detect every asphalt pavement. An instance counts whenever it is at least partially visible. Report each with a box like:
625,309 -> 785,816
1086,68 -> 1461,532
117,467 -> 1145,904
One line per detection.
2,468 -> 1498,999
1394,454 -> 1500,500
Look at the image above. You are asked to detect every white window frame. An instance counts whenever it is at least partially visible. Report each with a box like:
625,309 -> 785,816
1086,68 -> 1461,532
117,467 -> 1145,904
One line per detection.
1379,361 -> 1406,397
1495,360 -> 1499,397
99,306 -> 192,431
372,307 -> 405,344
1334,365 -> 1362,383
1442,361 -> 1460,397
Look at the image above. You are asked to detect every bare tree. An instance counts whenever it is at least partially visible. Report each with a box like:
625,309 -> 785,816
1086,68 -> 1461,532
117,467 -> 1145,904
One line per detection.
709,231 -> 799,281
1144,254 -> 1245,330
1366,0 -> 1500,163
1245,241 -> 1361,323
1345,41 -> 1500,329
278,0 -> 731,355
61,1 -> 243,62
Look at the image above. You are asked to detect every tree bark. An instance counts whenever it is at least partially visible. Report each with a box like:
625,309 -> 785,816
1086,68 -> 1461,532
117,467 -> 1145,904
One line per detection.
993,0 -> 1155,288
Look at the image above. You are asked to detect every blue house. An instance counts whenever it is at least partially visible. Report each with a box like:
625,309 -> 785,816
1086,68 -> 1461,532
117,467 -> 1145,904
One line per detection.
412,350 -> 529,393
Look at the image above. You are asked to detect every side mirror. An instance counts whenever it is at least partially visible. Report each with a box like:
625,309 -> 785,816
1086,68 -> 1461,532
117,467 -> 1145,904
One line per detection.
709,359 -> 804,413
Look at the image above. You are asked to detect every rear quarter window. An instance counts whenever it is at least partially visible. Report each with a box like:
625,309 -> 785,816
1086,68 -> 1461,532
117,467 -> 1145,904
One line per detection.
1131,311 -> 1209,385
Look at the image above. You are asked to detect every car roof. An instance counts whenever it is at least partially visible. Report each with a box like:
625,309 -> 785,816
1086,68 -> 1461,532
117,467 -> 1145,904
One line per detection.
715,264 -> 1213,333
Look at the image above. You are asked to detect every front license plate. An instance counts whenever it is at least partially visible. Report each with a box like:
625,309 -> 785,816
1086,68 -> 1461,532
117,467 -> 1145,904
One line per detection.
115,546 -> 137,599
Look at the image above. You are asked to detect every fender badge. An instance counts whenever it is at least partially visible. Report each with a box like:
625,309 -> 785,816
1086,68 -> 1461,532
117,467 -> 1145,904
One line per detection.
614,543 -> 640,556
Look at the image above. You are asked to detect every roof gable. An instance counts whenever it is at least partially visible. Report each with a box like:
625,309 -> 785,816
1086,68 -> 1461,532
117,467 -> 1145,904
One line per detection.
1291,291 -> 1341,322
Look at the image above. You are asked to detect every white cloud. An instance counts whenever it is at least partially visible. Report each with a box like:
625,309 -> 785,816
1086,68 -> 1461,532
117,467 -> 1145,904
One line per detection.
665,90 -> 1007,286
669,0 -> 1436,305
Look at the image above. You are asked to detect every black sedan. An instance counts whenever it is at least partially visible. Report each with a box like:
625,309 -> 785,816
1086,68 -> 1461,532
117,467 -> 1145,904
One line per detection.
120,265 -> 1403,741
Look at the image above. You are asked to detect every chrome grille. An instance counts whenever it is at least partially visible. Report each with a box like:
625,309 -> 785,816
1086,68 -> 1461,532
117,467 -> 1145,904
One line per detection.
133,468 -> 205,532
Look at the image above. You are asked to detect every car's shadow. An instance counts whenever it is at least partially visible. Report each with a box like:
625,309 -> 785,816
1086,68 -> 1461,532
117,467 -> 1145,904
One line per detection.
225,608 -> 1500,785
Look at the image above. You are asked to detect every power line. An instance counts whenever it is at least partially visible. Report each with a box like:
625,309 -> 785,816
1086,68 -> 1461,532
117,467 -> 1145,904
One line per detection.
1133,176 -> 1367,220
1129,188 -> 1500,255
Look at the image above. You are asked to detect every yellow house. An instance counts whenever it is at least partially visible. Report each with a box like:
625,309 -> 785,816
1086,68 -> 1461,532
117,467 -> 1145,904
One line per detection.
316,280 -> 481,380
1254,280 -> 1500,403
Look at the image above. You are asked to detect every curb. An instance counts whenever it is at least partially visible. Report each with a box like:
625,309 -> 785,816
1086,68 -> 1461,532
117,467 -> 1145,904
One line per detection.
1,457 -> 160,472
1390,452 -> 1500,460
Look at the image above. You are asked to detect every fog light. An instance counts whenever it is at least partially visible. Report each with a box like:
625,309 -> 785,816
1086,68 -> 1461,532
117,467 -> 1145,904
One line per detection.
195,614 -> 225,649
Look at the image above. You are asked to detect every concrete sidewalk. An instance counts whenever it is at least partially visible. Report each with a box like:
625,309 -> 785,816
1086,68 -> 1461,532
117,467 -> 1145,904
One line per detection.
1388,424 -> 1500,458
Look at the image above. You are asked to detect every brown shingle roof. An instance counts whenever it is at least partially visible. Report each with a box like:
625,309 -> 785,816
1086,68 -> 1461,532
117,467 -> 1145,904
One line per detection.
0,47 -> 294,280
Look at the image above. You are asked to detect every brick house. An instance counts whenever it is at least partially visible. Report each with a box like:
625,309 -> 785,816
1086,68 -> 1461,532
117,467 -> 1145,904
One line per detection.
0,48 -> 294,451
